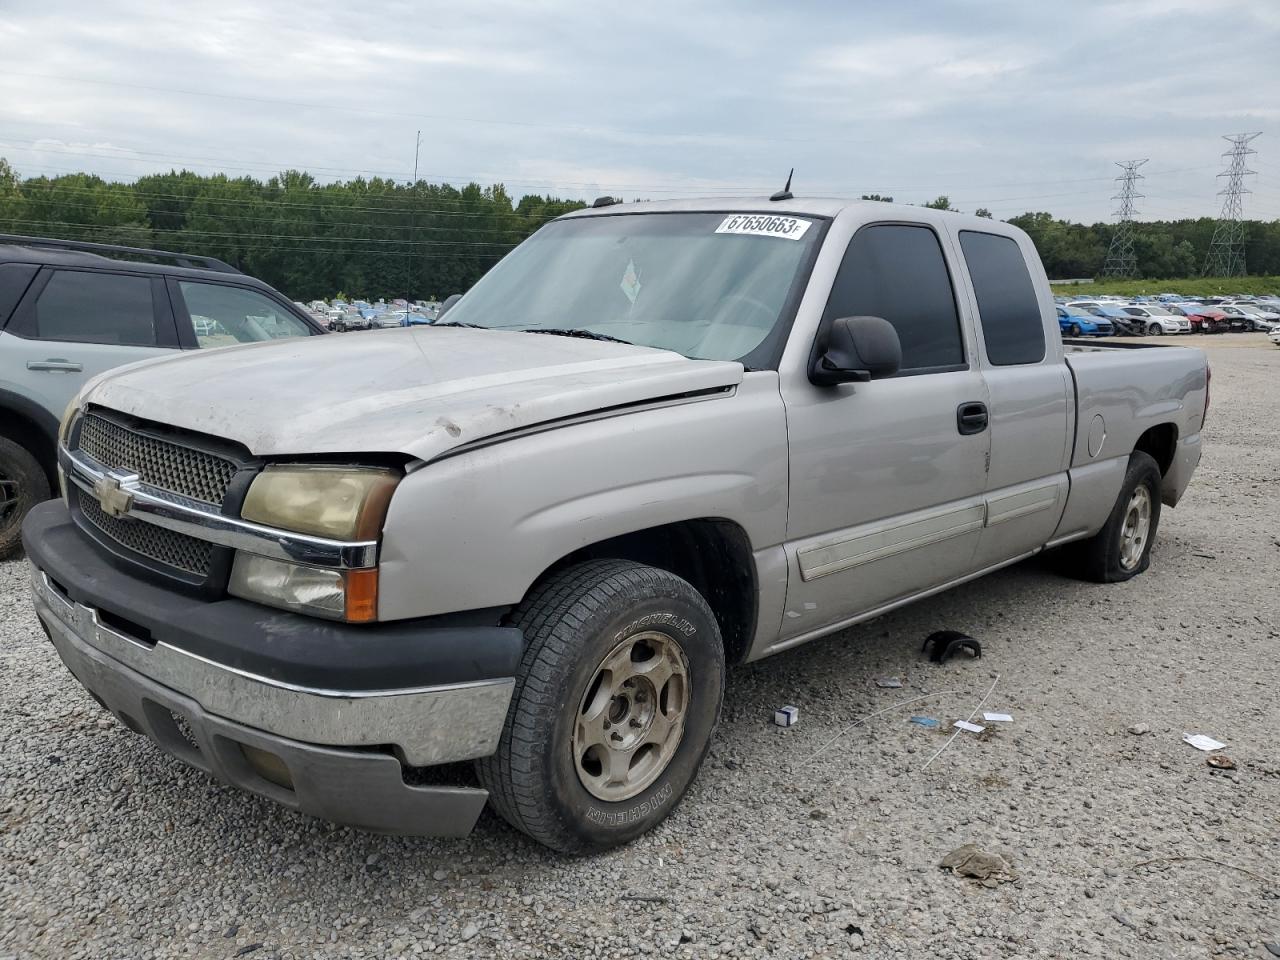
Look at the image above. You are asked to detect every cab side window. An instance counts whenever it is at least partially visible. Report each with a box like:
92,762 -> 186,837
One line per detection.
960,231 -> 1046,366
822,224 -> 964,373
15,270 -> 159,345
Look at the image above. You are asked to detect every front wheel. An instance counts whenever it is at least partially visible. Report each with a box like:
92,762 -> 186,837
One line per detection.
0,437 -> 51,558
477,560 -> 725,853
1068,323 -> 1082,337
1076,451 -> 1162,583
1148,323 -> 1163,336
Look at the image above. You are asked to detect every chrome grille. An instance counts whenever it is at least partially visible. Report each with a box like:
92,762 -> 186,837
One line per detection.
79,414 -> 238,506
77,489 -> 213,576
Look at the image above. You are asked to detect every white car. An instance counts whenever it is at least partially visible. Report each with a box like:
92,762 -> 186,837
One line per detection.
1219,302 -> 1280,332
1121,305 -> 1192,335
1270,327 -> 1280,347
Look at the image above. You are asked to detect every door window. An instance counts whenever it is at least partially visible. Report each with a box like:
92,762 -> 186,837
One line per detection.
823,224 -> 964,373
959,231 -> 1046,366
177,282 -> 312,348
18,270 -> 158,345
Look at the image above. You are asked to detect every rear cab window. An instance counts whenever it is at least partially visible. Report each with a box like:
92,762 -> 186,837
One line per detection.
959,231 -> 1046,366
822,223 -> 965,375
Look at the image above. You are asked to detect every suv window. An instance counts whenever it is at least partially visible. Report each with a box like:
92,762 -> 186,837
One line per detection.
178,282 -> 312,348
22,270 -> 158,345
823,224 -> 964,372
959,231 -> 1045,366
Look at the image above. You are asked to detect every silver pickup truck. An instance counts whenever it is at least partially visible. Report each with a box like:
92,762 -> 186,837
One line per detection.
22,198 -> 1207,853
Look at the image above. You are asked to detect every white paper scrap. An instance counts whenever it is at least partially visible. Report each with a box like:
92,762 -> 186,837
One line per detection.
983,712 -> 1013,722
953,720 -> 985,734
1183,733 -> 1225,752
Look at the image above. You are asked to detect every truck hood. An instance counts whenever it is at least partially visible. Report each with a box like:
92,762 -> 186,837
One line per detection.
84,328 -> 744,461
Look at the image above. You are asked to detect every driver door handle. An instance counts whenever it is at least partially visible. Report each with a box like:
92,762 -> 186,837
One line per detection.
957,401 -> 988,435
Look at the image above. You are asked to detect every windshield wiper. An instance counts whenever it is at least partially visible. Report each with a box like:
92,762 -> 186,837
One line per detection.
432,321 -> 491,329
519,327 -> 635,346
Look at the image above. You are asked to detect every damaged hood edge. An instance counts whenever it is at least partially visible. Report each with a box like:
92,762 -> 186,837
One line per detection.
82,327 -> 746,462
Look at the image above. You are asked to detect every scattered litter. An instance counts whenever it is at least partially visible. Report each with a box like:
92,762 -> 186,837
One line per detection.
621,893 -> 670,905
1192,552 -> 1217,560
953,720 -> 985,734
873,677 -> 903,688
1183,733 -> 1226,752
909,716 -> 940,728
982,712 -> 1013,723
939,843 -> 1018,886
921,673 -> 1000,771
1111,911 -> 1139,932
922,630 -> 982,663
1207,754 -> 1237,770
1130,855 -> 1271,887
1127,723 -> 1151,736
774,706 -> 799,727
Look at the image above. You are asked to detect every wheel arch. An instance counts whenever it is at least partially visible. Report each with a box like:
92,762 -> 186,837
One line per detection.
0,389 -> 59,488
1134,422 -> 1177,477
525,518 -> 759,665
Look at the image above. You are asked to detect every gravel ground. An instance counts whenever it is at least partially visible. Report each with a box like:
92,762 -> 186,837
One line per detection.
2,338 -> 1278,960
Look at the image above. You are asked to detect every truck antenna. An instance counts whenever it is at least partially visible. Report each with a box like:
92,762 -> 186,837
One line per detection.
770,169 -> 794,202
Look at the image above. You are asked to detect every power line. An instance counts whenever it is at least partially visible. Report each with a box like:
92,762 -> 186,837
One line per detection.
1203,132 -> 1261,277
1102,159 -> 1148,278
0,217 -> 522,248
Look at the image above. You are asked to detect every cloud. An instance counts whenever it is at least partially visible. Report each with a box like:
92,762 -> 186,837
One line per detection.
0,0 -> 1276,221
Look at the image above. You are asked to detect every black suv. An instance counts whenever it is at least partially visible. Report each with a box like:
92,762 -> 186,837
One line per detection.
0,235 -> 325,557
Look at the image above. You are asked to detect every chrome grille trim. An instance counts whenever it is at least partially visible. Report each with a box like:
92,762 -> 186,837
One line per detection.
79,413 -> 238,506
61,445 -> 378,570
77,488 -> 213,576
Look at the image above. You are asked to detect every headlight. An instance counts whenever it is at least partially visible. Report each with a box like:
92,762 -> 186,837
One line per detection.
241,465 -> 400,540
229,554 -> 378,622
234,465 -> 399,622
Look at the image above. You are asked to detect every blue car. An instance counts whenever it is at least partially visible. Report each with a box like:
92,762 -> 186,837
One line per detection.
401,313 -> 432,326
1057,305 -> 1112,337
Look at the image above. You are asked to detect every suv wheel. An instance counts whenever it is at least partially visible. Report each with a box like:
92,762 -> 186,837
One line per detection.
1076,451 -> 1162,583
0,437 -> 51,558
477,559 -> 724,853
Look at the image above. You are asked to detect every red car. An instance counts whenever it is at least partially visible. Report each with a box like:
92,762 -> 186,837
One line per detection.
1169,304 -> 1229,334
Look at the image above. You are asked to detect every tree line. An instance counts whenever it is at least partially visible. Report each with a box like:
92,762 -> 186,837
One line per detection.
1,160 -> 1277,298
0,160 -> 585,300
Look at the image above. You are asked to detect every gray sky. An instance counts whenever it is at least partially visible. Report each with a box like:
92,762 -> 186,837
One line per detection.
2,0 -> 1278,222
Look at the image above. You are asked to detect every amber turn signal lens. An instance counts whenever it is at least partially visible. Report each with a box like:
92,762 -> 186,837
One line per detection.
343,568 -> 379,623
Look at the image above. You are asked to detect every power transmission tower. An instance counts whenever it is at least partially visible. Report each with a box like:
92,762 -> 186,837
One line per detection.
1102,159 -> 1148,278
1202,132 -> 1260,277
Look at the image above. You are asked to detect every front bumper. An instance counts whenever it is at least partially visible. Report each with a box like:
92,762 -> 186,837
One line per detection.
23,501 -> 523,836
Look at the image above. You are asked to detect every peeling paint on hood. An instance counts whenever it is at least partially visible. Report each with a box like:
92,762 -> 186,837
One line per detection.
84,327 -> 744,460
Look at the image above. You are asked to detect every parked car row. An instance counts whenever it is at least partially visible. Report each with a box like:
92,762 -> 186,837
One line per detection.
302,297 -> 441,331
1055,293 -> 1280,337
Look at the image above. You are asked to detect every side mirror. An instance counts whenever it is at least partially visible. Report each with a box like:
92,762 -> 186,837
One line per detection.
809,316 -> 902,386
437,293 -> 462,319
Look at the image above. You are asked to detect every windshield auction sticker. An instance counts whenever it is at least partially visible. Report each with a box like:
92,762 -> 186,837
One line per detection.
715,214 -> 813,240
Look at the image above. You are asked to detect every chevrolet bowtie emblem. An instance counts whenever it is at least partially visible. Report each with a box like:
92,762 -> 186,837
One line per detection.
92,471 -> 140,519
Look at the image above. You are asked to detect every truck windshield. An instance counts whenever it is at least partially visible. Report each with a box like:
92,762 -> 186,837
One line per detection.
441,212 -> 821,362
